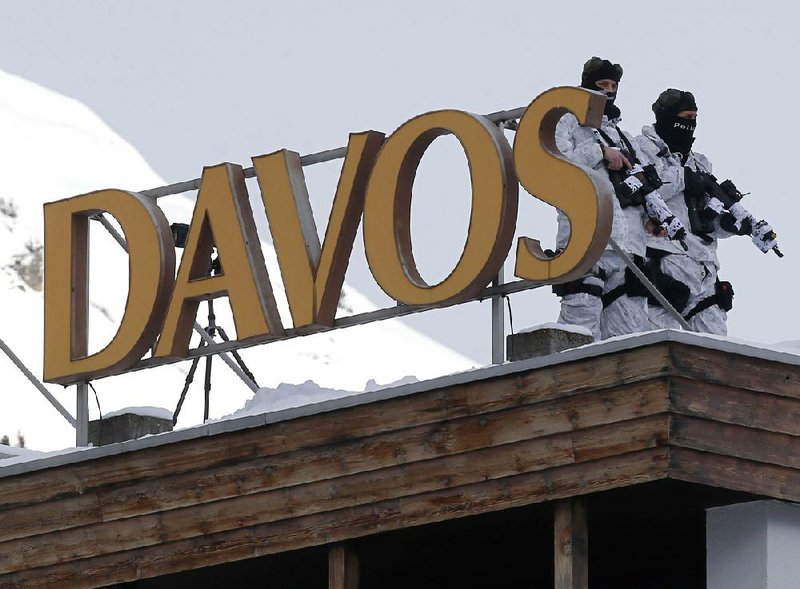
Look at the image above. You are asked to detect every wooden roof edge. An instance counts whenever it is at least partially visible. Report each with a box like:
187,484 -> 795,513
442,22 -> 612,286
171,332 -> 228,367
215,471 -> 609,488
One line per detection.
1,330 -> 796,481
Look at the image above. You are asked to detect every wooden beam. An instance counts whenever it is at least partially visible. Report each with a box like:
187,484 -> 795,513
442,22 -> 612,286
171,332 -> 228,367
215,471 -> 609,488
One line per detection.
671,377 -> 800,437
554,498 -> 588,589
329,544 -> 359,589
669,344 -> 800,400
672,415 -> 800,470
670,447 -> 800,503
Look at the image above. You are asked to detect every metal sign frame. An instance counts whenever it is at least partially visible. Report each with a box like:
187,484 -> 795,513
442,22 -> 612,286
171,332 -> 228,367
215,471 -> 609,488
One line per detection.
2,103 -> 690,447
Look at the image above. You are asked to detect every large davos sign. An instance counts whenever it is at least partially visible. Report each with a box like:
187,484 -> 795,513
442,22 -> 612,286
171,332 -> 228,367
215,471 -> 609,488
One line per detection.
43,87 -> 613,384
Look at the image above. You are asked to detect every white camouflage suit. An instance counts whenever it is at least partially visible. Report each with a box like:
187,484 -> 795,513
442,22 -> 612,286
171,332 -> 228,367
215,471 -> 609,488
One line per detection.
554,112 -> 650,340
635,125 -> 731,335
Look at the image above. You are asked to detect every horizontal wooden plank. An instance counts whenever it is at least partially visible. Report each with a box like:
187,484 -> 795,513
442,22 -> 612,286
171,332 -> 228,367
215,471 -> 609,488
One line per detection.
670,447 -> 800,503
672,416 -> 800,470
0,448 -> 669,589
0,416 -> 669,574
0,346 -> 669,510
0,493 -> 101,545
99,380 -> 669,519
669,343 -> 800,400
0,379 -> 669,543
670,377 -> 800,436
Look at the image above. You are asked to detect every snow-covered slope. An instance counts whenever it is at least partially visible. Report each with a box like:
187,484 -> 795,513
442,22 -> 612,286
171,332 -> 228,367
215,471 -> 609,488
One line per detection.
0,70 -> 474,451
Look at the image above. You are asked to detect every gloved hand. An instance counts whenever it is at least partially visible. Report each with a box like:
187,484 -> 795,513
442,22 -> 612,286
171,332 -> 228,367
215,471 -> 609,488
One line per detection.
751,219 -> 781,256
644,191 -> 688,250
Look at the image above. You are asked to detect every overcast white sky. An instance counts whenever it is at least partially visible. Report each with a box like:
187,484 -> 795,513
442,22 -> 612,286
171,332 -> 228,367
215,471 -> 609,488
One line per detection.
0,0 -> 797,400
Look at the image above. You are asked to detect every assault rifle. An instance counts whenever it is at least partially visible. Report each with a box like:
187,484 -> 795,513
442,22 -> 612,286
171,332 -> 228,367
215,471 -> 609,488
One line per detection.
685,169 -> 783,258
608,161 -> 689,251
597,126 -> 688,249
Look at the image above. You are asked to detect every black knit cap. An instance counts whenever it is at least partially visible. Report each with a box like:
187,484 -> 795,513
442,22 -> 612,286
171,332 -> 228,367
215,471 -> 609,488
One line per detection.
652,89 -> 698,118
580,56 -> 623,89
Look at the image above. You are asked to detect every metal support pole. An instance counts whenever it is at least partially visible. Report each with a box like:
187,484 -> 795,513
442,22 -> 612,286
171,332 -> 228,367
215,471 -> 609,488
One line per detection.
491,268 -> 505,364
489,117 -> 513,367
0,336 -> 76,428
76,382 -> 89,447
607,238 -> 693,331
94,213 -> 127,249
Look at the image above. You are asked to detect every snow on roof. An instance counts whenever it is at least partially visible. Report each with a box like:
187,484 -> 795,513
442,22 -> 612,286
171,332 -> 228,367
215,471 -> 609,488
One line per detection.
228,376 -> 419,419
0,444 -> 46,462
517,322 -> 593,337
0,445 -> 89,467
102,406 -> 174,421
774,340 -> 800,353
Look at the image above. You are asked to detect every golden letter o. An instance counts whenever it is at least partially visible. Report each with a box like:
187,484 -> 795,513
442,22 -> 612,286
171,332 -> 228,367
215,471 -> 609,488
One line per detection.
363,110 -> 518,305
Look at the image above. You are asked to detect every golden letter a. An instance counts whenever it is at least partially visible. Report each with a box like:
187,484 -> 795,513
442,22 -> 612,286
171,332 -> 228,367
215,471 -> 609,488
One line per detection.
154,163 -> 283,358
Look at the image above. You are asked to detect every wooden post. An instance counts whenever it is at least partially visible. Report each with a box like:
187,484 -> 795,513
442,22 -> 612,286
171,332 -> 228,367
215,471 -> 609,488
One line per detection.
329,544 -> 359,589
554,498 -> 588,589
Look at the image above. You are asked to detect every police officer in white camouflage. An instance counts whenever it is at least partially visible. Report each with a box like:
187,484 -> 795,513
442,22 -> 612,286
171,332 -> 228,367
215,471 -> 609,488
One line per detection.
635,89 -> 733,334
553,58 -> 683,340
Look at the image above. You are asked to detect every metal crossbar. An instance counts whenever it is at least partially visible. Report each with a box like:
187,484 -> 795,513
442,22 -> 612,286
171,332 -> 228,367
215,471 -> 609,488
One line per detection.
0,336 -> 76,427
86,276 -> 544,378
138,106 -> 528,198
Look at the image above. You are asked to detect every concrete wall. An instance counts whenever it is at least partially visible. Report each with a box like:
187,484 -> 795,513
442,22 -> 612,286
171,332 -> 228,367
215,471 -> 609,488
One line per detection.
707,500 -> 800,589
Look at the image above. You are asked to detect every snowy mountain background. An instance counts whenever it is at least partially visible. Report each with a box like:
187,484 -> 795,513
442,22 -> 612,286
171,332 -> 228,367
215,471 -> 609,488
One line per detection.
0,70 -> 474,451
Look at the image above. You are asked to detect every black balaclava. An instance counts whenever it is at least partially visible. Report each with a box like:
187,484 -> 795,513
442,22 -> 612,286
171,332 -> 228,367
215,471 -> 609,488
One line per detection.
653,89 -> 698,159
580,56 -> 623,119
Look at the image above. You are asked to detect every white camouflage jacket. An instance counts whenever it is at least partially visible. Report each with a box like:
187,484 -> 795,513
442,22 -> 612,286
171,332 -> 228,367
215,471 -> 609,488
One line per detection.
635,125 -> 731,266
554,112 -> 648,257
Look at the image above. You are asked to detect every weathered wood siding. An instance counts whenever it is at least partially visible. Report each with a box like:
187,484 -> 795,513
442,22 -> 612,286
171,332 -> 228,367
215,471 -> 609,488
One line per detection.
0,341 -> 798,588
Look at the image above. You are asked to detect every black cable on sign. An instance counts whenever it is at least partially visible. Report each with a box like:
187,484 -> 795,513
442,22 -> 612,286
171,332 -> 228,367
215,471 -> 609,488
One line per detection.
505,295 -> 515,335
89,382 -> 102,419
